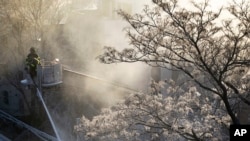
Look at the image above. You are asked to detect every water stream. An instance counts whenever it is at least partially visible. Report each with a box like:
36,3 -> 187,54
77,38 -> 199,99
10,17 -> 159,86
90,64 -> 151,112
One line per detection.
36,88 -> 62,141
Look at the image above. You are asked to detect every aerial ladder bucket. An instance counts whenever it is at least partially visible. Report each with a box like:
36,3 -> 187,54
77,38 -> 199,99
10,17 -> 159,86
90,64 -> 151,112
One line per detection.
37,59 -> 63,87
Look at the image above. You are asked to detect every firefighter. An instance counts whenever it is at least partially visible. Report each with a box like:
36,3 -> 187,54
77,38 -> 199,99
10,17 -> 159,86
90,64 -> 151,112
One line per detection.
26,47 -> 40,78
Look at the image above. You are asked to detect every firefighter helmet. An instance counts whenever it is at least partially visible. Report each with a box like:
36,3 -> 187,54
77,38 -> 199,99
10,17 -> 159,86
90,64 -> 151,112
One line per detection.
30,47 -> 35,53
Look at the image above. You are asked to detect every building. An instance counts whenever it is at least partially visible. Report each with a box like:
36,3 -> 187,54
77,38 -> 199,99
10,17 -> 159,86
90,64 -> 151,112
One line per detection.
0,63 -> 31,116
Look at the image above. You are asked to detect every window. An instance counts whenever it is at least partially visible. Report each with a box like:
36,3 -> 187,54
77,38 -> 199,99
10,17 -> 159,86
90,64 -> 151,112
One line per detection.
3,90 -> 9,105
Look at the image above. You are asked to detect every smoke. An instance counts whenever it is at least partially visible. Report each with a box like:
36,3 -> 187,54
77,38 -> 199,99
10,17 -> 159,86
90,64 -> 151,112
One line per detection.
38,1 -> 154,140
56,0 -> 153,106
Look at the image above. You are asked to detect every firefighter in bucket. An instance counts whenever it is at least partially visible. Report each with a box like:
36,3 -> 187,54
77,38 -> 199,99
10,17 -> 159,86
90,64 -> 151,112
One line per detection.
26,47 -> 40,78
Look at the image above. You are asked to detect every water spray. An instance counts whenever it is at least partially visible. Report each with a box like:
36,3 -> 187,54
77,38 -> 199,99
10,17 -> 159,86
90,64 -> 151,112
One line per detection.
36,88 -> 62,141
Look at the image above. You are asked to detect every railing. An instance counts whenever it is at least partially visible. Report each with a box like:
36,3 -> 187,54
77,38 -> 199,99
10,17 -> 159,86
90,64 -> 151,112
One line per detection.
37,60 -> 63,87
0,109 -> 58,141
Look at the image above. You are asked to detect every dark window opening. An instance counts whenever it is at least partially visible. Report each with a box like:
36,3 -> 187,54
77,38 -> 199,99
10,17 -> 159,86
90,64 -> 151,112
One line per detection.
3,90 -> 9,105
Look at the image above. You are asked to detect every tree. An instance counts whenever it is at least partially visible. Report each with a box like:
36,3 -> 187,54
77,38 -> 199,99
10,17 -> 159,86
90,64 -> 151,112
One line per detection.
75,81 -> 230,141
0,0 -> 70,113
97,0 -> 250,124
0,0 -> 70,63
75,0 -> 250,140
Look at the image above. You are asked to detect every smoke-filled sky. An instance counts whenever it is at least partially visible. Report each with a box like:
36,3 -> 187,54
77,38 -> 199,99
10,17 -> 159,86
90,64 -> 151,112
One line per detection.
61,0 -> 157,92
